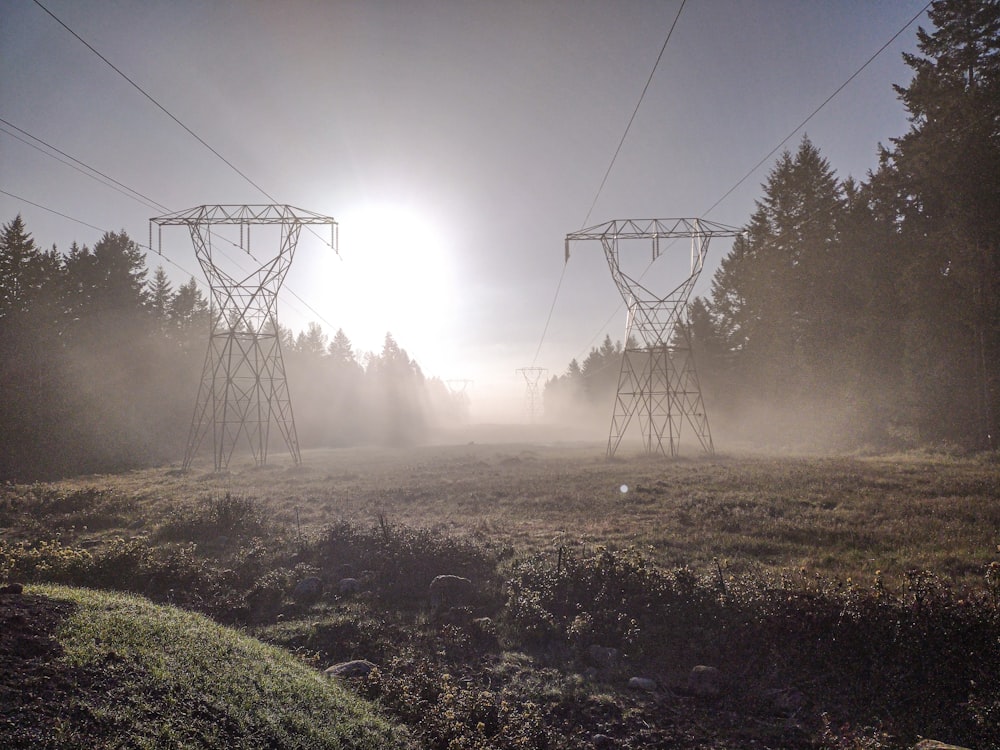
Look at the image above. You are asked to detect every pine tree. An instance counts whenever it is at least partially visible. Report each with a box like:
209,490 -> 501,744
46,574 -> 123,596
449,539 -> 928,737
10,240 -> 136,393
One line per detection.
708,136 -> 846,398
0,215 -> 43,319
881,0 -> 1000,446
328,328 -> 359,369
148,266 -> 173,327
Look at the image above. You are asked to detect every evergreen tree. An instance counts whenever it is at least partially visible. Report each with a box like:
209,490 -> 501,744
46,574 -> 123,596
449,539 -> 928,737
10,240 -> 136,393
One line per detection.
880,0 -> 1000,446
366,333 -> 427,445
0,215 -> 42,319
709,136 -> 846,399
295,321 -> 328,358
579,335 -> 622,403
328,328 -> 359,368
168,277 -> 210,346
148,266 -> 172,320
0,217 -> 69,479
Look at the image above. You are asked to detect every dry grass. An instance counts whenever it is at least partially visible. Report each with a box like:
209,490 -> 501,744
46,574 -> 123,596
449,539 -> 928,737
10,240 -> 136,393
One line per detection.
35,441 -> 1000,591
4,441 -> 999,748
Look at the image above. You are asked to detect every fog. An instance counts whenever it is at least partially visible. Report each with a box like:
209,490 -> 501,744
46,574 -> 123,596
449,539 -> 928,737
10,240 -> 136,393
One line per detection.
2,1 -> 997,479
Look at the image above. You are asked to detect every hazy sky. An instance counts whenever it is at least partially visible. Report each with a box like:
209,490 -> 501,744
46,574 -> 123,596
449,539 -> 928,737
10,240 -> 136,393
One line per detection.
1,0 -> 927,419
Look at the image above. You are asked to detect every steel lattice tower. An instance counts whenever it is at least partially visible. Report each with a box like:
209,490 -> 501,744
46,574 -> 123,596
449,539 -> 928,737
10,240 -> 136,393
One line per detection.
516,367 -> 547,423
565,219 -> 741,457
151,205 -> 337,471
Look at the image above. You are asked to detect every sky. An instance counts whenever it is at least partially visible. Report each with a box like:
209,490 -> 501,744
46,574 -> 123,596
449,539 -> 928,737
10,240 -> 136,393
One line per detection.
1,0 -> 929,421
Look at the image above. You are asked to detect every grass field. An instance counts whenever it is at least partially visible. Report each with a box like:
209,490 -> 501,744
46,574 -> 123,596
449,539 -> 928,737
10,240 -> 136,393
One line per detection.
2,585 -> 410,749
2,441 -> 999,748
38,441 -> 1000,589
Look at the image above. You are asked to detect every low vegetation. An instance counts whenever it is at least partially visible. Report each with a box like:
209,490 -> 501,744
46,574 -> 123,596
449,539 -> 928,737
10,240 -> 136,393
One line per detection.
2,444 -> 999,748
2,584 -> 409,749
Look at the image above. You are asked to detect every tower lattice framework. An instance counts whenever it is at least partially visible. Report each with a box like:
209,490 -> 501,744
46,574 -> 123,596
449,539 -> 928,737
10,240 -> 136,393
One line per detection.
151,205 -> 337,471
565,219 -> 741,457
516,367 -> 547,424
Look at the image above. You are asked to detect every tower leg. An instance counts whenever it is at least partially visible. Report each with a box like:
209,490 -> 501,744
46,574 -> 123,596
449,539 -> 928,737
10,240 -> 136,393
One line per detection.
608,349 -> 641,457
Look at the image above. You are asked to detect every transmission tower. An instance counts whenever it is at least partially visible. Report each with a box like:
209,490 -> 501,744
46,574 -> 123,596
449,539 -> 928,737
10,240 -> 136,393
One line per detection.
444,379 -> 473,423
565,218 -> 741,457
151,205 -> 338,471
445,379 -> 473,397
516,367 -> 547,423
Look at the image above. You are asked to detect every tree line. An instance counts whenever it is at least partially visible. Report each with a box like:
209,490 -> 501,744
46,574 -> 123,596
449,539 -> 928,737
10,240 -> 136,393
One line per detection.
547,0 -> 998,451
0,218 -> 464,480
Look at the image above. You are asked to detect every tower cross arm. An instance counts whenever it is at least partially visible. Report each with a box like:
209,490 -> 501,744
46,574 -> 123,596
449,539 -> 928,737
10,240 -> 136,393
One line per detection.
150,204 -> 339,256
150,204 -> 337,226
564,218 -> 742,261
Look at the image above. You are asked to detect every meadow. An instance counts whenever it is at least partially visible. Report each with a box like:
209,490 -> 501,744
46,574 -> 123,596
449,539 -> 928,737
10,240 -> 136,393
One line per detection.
2,440 -> 999,748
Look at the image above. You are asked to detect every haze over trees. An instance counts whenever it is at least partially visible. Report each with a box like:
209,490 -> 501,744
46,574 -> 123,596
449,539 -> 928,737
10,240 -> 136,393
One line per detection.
549,0 -> 999,451
0,218 -> 463,480
2,1 -> 997,479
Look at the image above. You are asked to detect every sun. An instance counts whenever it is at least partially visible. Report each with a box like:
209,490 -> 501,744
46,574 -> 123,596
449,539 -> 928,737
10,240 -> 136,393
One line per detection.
293,200 -> 458,375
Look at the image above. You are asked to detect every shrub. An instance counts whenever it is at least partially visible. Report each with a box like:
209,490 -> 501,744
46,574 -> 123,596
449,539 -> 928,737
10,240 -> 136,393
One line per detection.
503,546 -> 727,660
154,492 -> 271,544
304,520 -> 509,610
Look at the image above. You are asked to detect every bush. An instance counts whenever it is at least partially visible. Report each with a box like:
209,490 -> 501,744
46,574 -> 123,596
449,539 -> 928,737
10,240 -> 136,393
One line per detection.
154,492 -> 271,544
503,546 -> 728,660
304,519 -> 509,609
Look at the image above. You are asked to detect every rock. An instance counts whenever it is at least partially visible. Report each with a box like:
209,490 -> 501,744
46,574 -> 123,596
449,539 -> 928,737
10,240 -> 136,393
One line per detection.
429,575 -> 474,609
586,645 -> 620,669
292,576 -> 323,604
591,734 -> 614,748
324,659 -> 376,679
471,617 -> 499,647
912,741 -> 971,750
338,577 -> 361,595
688,665 -> 721,698
438,606 -> 476,627
627,676 -> 657,691
761,687 -> 805,715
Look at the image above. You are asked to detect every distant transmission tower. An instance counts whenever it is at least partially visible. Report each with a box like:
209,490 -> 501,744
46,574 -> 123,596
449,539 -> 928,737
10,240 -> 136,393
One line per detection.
516,367 -> 547,423
445,379 -> 473,422
445,379 -> 473,397
151,205 -> 337,471
565,219 -> 741,457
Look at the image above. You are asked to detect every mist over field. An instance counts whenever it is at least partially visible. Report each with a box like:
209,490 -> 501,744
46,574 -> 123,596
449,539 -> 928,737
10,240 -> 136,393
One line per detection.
2,3 -> 999,748
1,0 -> 997,480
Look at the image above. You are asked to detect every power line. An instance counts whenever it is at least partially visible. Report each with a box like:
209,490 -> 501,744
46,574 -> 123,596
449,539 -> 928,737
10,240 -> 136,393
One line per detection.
565,1 -> 932,367
701,0 -> 932,218
0,187 -> 202,284
31,0 -> 279,207
1,187 -> 108,235
3,181 -> 339,338
530,260 -> 567,366
30,0 -> 341,335
0,117 -> 169,213
580,0 -> 687,230
0,118 -> 259,286
532,1 -> 687,369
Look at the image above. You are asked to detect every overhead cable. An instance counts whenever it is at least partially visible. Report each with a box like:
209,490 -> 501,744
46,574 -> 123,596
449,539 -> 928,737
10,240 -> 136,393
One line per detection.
27,1 -> 344,335
533,0 -> 687,369
580,0 -> 687,230
701,0 -> 933,218
0,187 -> 202,284
31,0 -> 280,207
570,1 -> 933,365
0,117 -> 169,213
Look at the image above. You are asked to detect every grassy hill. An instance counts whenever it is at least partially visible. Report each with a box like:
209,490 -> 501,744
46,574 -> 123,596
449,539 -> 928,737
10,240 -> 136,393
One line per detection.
2,445 -> 999,747
1,584 -> 411,749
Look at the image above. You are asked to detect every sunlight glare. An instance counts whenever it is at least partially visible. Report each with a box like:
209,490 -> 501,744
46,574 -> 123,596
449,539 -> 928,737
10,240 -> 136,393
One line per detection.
305,200 -> 458,376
